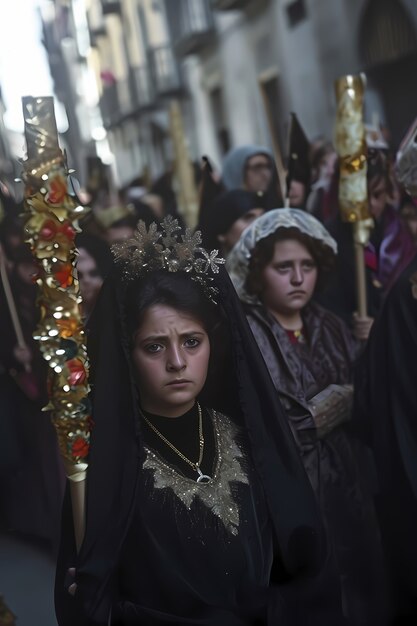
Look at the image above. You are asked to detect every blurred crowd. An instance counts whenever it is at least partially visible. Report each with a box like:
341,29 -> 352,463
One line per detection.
0,116 -> 417,623
1,117 -> 416,536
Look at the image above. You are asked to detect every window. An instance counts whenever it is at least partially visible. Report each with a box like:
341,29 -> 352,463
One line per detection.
209,87 -> 230,155
286,0 -> 307,28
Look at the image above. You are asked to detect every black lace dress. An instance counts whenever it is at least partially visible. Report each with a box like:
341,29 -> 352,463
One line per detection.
113,405 -> 274,625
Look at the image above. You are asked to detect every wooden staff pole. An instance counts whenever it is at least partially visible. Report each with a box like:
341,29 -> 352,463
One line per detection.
0,250 -> 31,372
169,100 -> 199,228
353,233 -> 368,317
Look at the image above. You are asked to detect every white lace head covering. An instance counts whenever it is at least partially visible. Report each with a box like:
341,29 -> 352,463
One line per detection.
226,208 -> 338,305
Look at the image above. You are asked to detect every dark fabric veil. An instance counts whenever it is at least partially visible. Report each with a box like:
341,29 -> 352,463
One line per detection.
55,265 -> 335,625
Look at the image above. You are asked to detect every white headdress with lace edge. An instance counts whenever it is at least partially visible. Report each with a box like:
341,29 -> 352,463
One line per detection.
226,208 -> 337,305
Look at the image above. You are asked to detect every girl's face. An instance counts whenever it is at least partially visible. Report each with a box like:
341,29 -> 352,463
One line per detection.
132,305 -> 210,417
260,238 -> 318,316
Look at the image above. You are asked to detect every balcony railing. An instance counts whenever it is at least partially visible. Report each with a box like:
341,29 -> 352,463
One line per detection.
211,0 -> 252,9
117,78 -> 134,117
87,9 -> 107,47
99,83 -> 120,128
131,66 -> 155,110
100,0 -> 121,15
100,66 -> 158,128
165,0 -> 215,56
148,45 -> 183,97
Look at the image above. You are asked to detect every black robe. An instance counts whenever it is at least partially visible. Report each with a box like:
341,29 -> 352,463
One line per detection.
55,267 -> 344,626
353,252 -> 417,623
113,410 -> 274,625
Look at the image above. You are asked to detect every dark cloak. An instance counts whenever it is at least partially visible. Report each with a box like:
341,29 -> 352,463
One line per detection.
245,301 -> 387,625
196,156 -> 224,244
353,252 -> 417,623
55,266 -> 344,625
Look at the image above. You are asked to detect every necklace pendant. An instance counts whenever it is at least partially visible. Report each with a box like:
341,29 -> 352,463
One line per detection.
196,466 -> 211,483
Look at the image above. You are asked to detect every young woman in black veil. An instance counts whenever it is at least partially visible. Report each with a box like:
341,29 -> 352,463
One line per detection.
55,218 -> 344,625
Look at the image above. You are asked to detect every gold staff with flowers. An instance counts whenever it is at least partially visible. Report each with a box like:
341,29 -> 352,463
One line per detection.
334,74 -> 374,318
21,96 -> 90,551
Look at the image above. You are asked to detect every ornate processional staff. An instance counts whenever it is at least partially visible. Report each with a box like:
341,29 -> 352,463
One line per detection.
21,96 -> 90,551
334,74 -> 374,317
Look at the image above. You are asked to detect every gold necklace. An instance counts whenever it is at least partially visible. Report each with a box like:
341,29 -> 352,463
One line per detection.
142,403 -> 212,483
293,328 -> 305,342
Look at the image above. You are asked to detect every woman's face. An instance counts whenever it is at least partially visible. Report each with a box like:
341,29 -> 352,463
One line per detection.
288,180 -> 306,208
319,151 -> 337,181
401,201 -> 417,243
218,208 -> 264,254
260,238 -> 318,316
244,154 -> 273,193
368,176 -> 388,220
132,305 -> 210,417
77,248 -> 103,309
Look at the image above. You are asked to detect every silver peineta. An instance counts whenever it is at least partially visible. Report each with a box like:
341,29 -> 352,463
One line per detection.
111,216 -> 225,302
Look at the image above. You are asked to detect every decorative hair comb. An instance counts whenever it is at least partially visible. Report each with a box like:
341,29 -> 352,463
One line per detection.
111,216 -> 225,302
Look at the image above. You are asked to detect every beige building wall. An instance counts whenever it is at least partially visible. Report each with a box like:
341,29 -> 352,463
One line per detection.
142,0 -> 169,47
63,0 -> 417,188
180,0 -> 417,168
105,14 -> 128,80
123,0 -> 146,65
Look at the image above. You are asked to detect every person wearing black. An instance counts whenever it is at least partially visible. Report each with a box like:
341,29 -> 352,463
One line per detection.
286,113 -> 311,210
353,251 -> 417,624
75,233 -> 114,319
200,188 -> 266,255
55,218 -> 344,625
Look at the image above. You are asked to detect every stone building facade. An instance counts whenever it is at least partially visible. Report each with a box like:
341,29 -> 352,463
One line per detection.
41,0 -> 417,187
